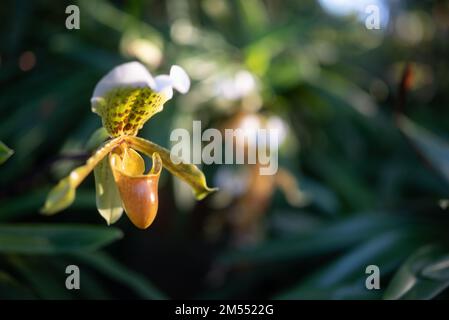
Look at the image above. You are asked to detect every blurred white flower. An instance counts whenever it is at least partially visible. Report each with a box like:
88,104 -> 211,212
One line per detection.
214,70 -> 257,100
236,114 -> 288,148
267,116 -> 288,146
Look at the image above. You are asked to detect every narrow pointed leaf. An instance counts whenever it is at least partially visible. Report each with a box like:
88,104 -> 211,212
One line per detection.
74,251 -> 167,299
0,141 -> 13,165
398,116 -> 449,183
0,224 -> 123,254
384,245 -> 449,300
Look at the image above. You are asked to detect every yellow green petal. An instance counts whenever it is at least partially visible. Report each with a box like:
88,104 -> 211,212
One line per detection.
94,157 -> 124,225
124,136 -> 217,200
39,176 -> 76,215
41,137 -> 122,215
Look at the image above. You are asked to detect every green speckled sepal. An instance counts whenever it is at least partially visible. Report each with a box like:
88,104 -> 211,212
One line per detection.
92,87 -> 167,137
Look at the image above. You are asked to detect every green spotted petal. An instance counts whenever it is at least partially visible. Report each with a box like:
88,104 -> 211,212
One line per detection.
92,87 -> 167,137
125,136 -> 217,200
90,62 -> 191,138
94,157 -> 124,225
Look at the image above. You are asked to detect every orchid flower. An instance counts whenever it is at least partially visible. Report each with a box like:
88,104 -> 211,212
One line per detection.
42,61 -> 216,229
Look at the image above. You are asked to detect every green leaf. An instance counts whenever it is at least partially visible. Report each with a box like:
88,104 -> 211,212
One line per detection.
0,224 -> 122,254
94,157 -> 123,225
0,190 -> 97,221
6,256 -> 72,299
0,141 -> 13,165
126,136 -> 217,200
74,251 -> 167,299
383,245 -> 449,300
398,116 -> 449,183
8,255 -> 111,299
238,0 -> 269,35
79,0 -> 163,48
218,213 -> 409,266
276,230 -> 424,299
0,270 -> 36,299
275,283 -> 380,300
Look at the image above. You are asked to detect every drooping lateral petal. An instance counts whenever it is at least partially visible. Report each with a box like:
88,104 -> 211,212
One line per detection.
94,157 -> 124,225
41,137 -> 122,215
110,151 -> 162,229
124,136 -> 217,200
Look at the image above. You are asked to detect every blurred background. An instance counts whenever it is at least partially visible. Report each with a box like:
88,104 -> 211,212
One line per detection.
1,0 -> 449,300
